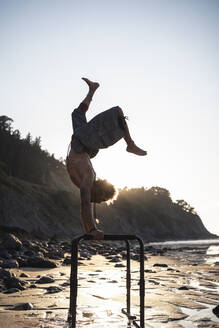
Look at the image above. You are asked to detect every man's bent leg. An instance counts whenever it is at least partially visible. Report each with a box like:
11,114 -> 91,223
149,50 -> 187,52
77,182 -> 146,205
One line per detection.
72,78 -> 100,132
117,107 -> 147,156
81,77 -> 99,109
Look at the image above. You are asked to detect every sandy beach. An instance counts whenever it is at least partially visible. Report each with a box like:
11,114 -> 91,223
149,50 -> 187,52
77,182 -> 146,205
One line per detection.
0,240 -> 219,328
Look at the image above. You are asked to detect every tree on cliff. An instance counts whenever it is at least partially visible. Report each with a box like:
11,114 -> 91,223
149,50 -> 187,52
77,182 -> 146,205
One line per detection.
176,199 -> 197,214
0,115 -> 63,185
0,116 -> 13,132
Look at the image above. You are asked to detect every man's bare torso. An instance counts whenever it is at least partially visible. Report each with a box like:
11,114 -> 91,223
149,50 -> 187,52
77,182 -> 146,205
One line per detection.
67,148 -> 95,189
67,149 -> 104,239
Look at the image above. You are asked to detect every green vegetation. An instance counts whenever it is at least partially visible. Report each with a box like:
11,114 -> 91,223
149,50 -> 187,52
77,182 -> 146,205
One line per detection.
97,186 -> 211,240
0,115 -> 63,184
0,116 -> 216,240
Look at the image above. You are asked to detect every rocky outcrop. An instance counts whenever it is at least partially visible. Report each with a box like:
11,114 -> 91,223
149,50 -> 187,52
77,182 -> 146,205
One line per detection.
0,169 -> 217,241
0,170 -> 82,238
97,202 -> 215,241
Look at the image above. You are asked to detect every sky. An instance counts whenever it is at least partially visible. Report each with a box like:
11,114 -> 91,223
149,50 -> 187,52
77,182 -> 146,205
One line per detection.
0,0 -> 219,236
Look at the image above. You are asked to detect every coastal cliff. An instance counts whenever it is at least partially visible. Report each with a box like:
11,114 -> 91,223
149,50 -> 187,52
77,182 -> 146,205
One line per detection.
0,168 -> 216,241
0,115 -> 217,241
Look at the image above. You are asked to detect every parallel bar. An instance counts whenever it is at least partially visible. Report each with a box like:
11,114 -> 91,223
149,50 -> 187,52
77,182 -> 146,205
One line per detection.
68,234 -> 145,328
136,237 -> 145,327
69,239 -> 79,328
125,240 -> 131,316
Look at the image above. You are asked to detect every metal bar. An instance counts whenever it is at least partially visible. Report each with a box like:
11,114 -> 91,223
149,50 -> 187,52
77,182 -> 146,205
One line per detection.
136,237 -> 145,328
69,238 -> 79,328
125,240 -> 131,315
133,320 -> 141,327
68,234 -> 145,327
122,308 -> 136,320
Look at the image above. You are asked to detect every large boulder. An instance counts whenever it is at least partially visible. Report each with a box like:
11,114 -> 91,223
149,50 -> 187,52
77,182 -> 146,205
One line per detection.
0,234 -> 22,251
1,259 -> 19,269
0,269 -> 12,279
26,256 -> 57,268
12,303 -> 34,310
36,276 -> 54,284
4,277 -> 25,290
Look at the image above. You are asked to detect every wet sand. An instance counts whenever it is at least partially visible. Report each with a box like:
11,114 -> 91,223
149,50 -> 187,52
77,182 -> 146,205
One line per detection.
0,244 -> 219,327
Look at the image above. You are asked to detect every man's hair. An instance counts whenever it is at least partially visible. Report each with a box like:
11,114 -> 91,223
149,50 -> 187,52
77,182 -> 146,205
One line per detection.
92,179 -> 116,202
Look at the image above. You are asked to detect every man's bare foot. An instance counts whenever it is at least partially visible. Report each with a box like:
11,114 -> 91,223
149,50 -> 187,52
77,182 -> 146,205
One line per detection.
126,141 -> 147,156
82,77 -> 100,91
89,228 -> 104,240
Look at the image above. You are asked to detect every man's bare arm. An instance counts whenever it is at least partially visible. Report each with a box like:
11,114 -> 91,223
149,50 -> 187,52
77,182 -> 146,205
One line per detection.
80,186 -> 96,233
80,185 -> 104,240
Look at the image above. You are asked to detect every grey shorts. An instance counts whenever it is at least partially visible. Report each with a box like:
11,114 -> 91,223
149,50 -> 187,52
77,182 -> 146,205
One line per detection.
71,105 -> 125,158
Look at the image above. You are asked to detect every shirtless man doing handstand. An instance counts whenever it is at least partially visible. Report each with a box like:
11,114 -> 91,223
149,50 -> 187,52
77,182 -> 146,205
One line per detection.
66,78 -> 147,240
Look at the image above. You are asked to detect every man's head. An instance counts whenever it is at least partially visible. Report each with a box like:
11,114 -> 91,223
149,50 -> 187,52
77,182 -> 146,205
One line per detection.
91,179 -> 116,203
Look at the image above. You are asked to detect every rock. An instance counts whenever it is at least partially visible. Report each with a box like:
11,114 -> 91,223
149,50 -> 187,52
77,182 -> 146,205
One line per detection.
26,256 -> 57,268
46,286 -> 63,294
155,249 -> 165,256
131,254 -> 140,261
148,279 -> 160,285
108,280 -> 118,283
24,250 -> 35,257
29,244 -> 41,252
86,246 -> 97,255
16,257 -> 27,267
22,240 -> 34,248
178,286 -> 189,290
61,282 -> 70,287
0,234 -> 22,251
153,263 -> 168,268
212,305 -> 219,318
115,263 -> 125,268
46,250 -> 64,260
36,276 -> 55,284
82,311 -> 93,318
145,269 -> 156,273
106,255 -> 114,260
12,303 -> 33,310
20,272 -> 30,278
109,257 -> 121,263
0,249 -> 11,259
2,259 -> 19,269
0,269 -> 12,279
4,288 -> 20,294
62,257 -> 71,265
80,251 -> 91,259
4,277 -> 26,290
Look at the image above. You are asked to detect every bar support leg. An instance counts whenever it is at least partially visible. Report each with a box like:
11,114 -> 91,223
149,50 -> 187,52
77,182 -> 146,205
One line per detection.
126,240 -> 131,315
139,238 -> 145,328
69,239 -> 79,328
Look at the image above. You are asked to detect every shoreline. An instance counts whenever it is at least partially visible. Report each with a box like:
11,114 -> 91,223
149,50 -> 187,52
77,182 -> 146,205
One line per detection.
0,235 -> 219,327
